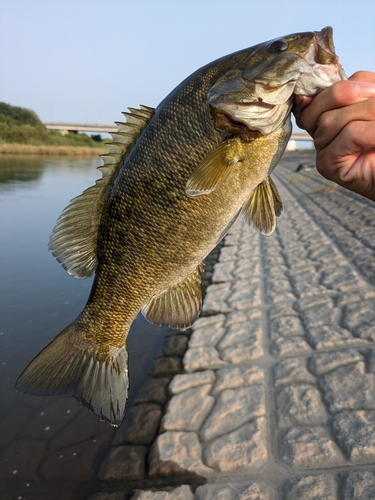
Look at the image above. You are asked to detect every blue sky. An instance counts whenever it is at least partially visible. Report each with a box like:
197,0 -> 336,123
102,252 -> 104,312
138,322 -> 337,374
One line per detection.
0,0 -> 374,127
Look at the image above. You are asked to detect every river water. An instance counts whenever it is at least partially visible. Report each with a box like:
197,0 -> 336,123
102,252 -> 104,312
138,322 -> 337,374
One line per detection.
0,155 -> 169,499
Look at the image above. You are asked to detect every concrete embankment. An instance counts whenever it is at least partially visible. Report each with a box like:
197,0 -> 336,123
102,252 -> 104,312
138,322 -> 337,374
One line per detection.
91,149 -> 375,500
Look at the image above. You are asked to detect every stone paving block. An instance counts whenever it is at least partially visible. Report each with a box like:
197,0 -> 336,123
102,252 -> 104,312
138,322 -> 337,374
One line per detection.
361,347 -> 375,374
342,300 -> 375,331
221,341 -> 263,364
131,485 -> 194,500
308,350 -> 364,376
191,313 -> 226,332
189,321 -> 226,347
302,303 -> 341,328
276,384 -> 328,428
278,426 -> 344,468
201,283 -> 232,314
218,245 -> 238,262
269,300 -> 297,319
183,346 -> 228,372
306,325 -> 362,350
151,356 -> 182,377
114,403 -> 162,446
274,357 -> 316,386
233,259 -> 261,279
321,267 -> 365,292
270,336 -> 312,356
320,362 -> 375,413
134,377 -> 171,405
341,470 -> 375,500
99,445 -> 147,482
227,279 -> 261,310
333,411 -> 375,461
88,493 -> 126,500
294,287 -> 339,312
159,335 -> 188,357
149,431 -> 214,477
212,366 -> 264,397
200,385 -> 266,442
270,315 -> 305,339
161,384 -> 214,432
281,474 -> 337,500
212,261 -> 236,283
169,371 -> 215,395
354,323 -> 375,341
195,480 -> 272,499
203,418 -> 269,473
218,312 -> 262,350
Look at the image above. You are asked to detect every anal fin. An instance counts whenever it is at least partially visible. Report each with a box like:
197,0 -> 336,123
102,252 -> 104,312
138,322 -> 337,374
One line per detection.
242,176 -> 283,236
142,264 -> 204,329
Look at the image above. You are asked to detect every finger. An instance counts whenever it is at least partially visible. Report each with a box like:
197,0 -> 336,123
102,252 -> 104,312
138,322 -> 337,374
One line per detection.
292,96 -> 313,132
316,120 -> 375,199
314,96 -> 375,151
349,71 -> 375,84
296,80 -> 375,136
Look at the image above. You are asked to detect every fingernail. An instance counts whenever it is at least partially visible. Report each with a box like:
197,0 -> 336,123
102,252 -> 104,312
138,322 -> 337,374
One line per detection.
354,82 -> 375,98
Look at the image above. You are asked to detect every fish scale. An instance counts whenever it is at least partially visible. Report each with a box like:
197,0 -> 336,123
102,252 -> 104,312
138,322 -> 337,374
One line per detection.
16,27 -> 345,425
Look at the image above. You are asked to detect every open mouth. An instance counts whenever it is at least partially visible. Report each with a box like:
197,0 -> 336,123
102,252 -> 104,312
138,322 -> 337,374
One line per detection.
304,27 -> 338,66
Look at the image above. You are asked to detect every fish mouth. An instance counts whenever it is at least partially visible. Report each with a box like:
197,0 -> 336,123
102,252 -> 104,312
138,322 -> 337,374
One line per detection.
314,27 -> 338,65
303,26 -> 346,80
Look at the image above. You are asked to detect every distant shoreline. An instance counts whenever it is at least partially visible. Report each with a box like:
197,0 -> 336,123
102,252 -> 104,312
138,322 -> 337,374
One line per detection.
0,143 -> 107,156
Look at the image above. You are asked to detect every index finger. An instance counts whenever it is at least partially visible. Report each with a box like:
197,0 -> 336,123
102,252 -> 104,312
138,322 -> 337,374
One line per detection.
296,79 -> 372,136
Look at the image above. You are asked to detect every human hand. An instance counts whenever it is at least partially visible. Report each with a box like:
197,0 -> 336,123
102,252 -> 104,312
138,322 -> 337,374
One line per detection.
293,71 -> 375,201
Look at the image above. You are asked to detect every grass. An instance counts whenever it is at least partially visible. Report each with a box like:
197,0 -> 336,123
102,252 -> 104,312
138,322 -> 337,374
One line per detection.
0,102 -> 108,155
0,143 -> 107,155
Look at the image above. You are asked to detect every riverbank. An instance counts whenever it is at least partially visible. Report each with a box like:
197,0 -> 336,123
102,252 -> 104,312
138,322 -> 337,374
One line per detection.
0,143 -> 107,155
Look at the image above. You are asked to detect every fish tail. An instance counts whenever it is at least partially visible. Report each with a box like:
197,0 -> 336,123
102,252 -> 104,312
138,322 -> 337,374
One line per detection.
15,322 -> 129,427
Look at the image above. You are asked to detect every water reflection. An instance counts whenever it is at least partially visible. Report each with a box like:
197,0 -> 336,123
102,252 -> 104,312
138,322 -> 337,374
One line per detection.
0,155 -> 44,187
0,155 -> 169,499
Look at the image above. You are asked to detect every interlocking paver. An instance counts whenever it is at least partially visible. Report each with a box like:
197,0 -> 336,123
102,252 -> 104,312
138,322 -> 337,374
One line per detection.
93,151 -> 375,499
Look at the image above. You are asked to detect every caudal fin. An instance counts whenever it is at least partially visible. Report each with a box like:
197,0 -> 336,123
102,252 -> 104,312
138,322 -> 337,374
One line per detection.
15,323 -> 129,427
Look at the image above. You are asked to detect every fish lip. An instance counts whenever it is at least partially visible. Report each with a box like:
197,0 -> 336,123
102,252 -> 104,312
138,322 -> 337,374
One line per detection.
317,26 -> 335,55
303,26 -> 338,66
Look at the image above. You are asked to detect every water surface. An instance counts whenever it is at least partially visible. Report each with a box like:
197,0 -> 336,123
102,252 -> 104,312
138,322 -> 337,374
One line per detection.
0,155 -> 169,499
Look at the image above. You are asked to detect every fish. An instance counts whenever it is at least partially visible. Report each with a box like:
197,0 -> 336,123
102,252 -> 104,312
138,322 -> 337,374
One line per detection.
15,27 -> 345,426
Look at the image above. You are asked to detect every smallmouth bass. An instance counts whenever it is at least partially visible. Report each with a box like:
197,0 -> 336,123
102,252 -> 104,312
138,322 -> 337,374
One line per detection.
16,27 -> 345,425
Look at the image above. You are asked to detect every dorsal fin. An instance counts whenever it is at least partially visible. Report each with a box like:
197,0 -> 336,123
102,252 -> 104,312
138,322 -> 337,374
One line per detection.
48,105 -> 155,279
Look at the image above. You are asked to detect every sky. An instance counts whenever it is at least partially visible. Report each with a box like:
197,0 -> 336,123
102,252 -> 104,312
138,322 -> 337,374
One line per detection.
0,0 -> 374,128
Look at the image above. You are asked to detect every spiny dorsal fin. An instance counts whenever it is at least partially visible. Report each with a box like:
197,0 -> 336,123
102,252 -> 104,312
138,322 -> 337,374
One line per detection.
242,176 -> 283,236
141,263 -> 204,330
48,105 -> 155,278
186,139 -> 244,197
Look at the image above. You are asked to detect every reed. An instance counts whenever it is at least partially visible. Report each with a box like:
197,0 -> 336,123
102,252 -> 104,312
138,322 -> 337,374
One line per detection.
0,143 -> 107,155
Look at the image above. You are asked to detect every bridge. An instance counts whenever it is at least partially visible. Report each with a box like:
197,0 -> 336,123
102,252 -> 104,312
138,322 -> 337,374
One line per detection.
44,122 -> 117,134
43,123 -> 313,145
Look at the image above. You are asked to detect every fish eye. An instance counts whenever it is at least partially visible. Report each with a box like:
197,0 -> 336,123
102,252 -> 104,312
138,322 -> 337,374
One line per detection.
268,39 -> 288,53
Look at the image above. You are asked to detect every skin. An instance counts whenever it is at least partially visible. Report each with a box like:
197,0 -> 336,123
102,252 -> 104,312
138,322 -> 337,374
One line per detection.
293,71 -> 375,201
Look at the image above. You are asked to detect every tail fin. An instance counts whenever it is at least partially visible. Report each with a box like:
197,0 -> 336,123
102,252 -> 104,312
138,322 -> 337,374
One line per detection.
15,323 -> 129,427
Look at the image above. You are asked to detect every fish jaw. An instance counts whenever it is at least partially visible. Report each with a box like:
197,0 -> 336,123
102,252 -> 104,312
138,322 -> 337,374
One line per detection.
294,26 -> 347,95
207,27 -> 346,136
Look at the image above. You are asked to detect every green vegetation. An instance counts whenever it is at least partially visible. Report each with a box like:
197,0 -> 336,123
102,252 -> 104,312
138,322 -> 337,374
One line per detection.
0,102 -> 106,154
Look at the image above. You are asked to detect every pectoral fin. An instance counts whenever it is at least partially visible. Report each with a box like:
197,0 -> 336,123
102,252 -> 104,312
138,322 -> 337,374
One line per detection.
186,140 -> 243,197
142,264 -> 204,329
242,177 -> 283,236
